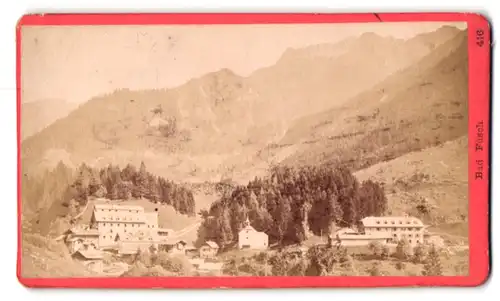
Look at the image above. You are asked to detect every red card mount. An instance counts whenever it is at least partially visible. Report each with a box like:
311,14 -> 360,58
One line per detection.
16,12 -> 491,289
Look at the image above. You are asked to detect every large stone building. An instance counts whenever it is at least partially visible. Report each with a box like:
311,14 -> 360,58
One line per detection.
238,218 -> 269,250
360,216 -> 427,246
89,204 -> 153,249
66,202 -> 200,257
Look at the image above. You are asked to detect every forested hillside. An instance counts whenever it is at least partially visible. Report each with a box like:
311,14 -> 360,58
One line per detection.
197,164 -> 387,249
22,161 -> 196,234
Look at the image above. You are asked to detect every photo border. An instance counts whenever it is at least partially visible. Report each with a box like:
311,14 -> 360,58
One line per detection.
16,12 -> 491,288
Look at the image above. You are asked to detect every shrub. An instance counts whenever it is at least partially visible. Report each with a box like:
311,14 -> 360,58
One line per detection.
395,261 -> 406,271
156,252 -> 193,276
422,244 -> 443,276
368,241 -> 384,257
395,238 -> 412,261
412,243 -> 428,264
381,245 -> 391,259
367,262 -> 382,276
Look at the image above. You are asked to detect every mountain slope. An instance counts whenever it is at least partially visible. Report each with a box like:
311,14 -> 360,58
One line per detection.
21,26 -> 462,184
272,29 -> 468,170
21,99 -> 78,140
354,135 -> 468,235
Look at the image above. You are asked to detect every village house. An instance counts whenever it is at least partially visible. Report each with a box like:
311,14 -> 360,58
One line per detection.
360,216 -> 427,246
199,241 -> 219,259
157,228 -> 175,240
115,230 -> 158,255
238,218 -> 269,250
71,249 -> 104,273
62,226 -> 100,254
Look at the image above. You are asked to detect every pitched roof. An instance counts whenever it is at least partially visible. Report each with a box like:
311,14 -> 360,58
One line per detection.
94,203 -> 144,212
361,216 -> 424,227
204,241 -> 219,249
73,249 -> 103,260
67,227 -> 100,236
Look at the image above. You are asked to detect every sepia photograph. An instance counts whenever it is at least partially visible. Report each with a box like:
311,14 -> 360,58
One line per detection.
19,21 -> 469,279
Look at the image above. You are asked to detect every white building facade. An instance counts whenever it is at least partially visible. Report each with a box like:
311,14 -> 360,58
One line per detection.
360,216 -> 427,246
238,218 -> 269,250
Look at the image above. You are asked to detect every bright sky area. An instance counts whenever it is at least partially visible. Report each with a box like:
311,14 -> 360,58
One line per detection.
21,22 -> 466,104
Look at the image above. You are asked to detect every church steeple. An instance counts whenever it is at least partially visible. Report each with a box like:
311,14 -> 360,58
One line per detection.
244,217 -> 251,228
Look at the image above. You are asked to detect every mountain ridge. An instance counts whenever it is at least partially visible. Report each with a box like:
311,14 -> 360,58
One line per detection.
21,26 -> 464,185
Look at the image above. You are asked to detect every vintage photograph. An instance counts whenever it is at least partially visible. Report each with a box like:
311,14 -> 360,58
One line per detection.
20,21 -> 469,278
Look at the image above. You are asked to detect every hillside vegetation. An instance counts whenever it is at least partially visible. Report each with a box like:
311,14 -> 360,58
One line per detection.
272,30 -> 468,171
22,161 -> 196,236
355,135 -> 468,236
197,165 -> 387,249
20,27 -> 462,184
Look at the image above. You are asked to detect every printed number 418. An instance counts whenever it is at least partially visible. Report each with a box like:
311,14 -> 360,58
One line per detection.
476,29 -> 485,47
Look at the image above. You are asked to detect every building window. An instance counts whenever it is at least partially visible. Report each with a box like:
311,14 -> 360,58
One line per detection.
376,221 -> 380,224
393,234 -> 397,237
392,228 -> 396,231
384,221 -> 388,224
409,240 -> 412,243
376,228 -> 381,231
391,221 -> 395,224
415,234 -> 419,237
399,221 -> 402,224
408,234 -> 412,238
416,240 -> 420,243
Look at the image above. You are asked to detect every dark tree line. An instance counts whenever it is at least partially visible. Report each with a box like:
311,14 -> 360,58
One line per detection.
197,165 -> 387,249
71,161 -> 196,216
22,161 -> 196,231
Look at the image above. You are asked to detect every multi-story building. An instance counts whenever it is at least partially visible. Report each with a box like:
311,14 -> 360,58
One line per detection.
360,216 -> 427,246
89,203 -> 158,249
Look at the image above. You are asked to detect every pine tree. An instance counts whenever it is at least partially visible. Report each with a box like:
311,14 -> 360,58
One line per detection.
422,244 -> 443,276
73,171 -> 88,202
277,196 -> 292,244
217,208 -> 234,248
118,181 -> 133,200
147,175 -> 160,202
88,172 -> 101,197
109,184 -> 119,200
133,161 -> 149,199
